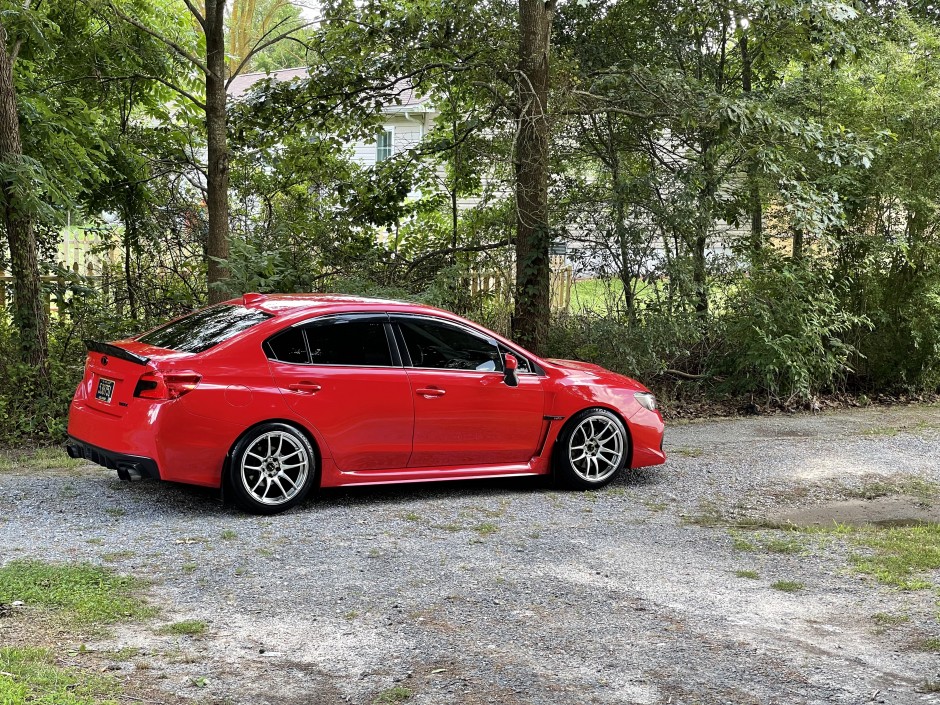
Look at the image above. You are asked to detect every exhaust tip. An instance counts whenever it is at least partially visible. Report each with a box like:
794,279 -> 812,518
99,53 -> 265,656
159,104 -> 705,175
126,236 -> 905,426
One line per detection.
116,463 -> 144,482
65,445 -> 81,459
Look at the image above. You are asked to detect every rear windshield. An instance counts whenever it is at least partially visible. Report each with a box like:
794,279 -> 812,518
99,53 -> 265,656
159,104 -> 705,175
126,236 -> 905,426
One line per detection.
138,305 -> 272,354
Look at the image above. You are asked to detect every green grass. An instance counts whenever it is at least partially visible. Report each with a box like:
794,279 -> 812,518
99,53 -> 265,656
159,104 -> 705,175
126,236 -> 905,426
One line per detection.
919,637 -> 940,652
0,560 -> 153,626
871,612 -> 909,627
847,477 -> 940,505
220,529 -> 237,540
157,619 -> 207,636
849,523 -> 940,589
0,447 -> 84,473
374,685 -> 413,703
735,569 -> 760,579
0,647 -> 120,705
100,551 -> 134,563
770,580 -> 804,593
472,522 -> 499,536
673,446 -> 704,458
402,511 -> 421,522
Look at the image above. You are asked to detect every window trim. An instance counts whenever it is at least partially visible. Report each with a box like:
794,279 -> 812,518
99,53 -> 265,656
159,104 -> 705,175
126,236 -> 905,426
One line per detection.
376,127 -> 394,162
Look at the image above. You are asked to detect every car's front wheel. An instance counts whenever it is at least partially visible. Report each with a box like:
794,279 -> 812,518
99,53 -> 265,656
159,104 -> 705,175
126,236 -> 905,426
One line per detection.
554,408 -> 629,489
229,423 -> 316,514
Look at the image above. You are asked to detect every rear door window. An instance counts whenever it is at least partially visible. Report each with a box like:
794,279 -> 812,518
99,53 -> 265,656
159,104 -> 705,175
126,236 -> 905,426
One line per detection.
138,305 -> 272,354
264,315 -> 395,367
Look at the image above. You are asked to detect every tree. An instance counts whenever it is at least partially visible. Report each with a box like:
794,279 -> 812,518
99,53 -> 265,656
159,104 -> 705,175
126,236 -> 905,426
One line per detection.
107,0 -> 312,303
513,0 -> 555,353
0,15 -> 46,369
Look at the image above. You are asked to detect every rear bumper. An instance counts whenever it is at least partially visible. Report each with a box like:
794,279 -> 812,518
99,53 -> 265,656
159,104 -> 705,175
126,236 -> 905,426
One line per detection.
66,436 -> 161,481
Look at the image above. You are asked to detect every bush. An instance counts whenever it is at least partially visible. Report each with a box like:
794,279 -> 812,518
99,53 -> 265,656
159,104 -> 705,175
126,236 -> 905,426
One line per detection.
713,259 -> 868,402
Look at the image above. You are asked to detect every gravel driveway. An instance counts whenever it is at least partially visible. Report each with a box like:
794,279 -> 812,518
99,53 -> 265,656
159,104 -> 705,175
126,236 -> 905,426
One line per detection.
3,405 -> 940,705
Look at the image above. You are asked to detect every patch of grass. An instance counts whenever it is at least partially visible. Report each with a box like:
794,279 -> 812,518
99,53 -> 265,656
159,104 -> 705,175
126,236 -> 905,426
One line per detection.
100,550 -> 134,563
849,523 -> 940,590
256,548 -> 274,558
0,447 -> 84,473
862,426 -> 900,438
402,511 -> 421,522
921,680 -> 940,694
919,638 -> 940,652
109,646 -> 140,660
104,508 -> 126,518
181,562 -> 198,574
673,446 -> 704,458
642,499 -> 668,512
763,536 -> 803,554
871,612 -> 910,627
374,685 -> 413,703
847,477 -> 940,505
472,522 -> 499,537
730,531 -> 756,552
85,538 -> 104,546
435,523 -> 463,532
735,569 -> 760,579
770,580 -> 804,593
0,560 -> 153,626
157,620 -> 207,636
344,610 -> 359,621
0,647 -> 120,705
220,529 -> 237,540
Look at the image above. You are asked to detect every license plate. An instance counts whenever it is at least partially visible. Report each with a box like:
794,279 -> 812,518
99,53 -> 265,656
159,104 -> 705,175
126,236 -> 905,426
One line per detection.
95,378 -> 115,403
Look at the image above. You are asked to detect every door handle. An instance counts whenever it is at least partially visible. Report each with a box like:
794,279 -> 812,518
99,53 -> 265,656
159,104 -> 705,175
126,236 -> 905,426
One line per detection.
416,387 -> 445,398
288,381 -> 321,393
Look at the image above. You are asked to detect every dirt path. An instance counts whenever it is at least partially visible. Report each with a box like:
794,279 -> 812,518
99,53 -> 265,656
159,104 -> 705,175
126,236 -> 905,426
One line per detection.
2,405 -> 940,704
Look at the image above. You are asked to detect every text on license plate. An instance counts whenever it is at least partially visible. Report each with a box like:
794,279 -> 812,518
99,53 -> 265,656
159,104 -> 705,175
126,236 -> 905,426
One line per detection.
96,378 -> 115,403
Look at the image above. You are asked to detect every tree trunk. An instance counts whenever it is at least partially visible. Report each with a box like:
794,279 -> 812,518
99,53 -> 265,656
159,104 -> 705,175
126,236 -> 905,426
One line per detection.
692,139 -> 716,319
0,22 -> 47,371
741,33 -> 762,256
205,0 -> 230,304
512,0 -> 554,354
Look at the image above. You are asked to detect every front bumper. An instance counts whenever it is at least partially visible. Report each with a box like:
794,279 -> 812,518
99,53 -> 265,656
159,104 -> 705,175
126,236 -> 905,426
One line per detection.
66,436 -> 161,481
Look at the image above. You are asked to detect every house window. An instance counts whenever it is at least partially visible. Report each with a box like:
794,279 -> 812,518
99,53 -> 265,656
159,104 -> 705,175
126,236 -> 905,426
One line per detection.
376,129 -> 393,161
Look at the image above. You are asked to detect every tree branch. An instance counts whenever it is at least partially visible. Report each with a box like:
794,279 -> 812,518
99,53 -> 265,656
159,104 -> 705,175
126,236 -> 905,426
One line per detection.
227,18 -> 317,83
107,2 -> 209,76
406,239 -> 511,274
182,0 -> 207,31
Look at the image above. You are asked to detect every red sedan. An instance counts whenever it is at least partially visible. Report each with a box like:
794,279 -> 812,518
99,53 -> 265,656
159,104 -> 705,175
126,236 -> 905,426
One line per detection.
66,294 -> 666,514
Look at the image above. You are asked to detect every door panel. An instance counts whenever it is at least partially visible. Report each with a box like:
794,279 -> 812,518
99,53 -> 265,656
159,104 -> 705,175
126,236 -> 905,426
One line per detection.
265,315 -> 414,472
405,369 -> 545,467
392,315 -> 545,468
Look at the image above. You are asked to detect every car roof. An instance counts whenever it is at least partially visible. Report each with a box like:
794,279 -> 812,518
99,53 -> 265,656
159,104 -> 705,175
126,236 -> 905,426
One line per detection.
229,293 -> 452,318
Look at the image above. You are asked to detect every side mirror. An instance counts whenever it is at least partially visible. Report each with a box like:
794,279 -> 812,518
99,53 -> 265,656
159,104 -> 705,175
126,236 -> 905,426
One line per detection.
503,353 -> 519,387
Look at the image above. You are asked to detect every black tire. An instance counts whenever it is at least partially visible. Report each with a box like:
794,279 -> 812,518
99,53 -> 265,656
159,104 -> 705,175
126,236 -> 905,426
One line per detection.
228,422 -> 317,514
553,408 -> 629,490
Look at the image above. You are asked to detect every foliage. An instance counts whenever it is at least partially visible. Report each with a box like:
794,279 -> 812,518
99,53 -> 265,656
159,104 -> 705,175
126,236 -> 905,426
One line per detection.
715,258 -> 869,401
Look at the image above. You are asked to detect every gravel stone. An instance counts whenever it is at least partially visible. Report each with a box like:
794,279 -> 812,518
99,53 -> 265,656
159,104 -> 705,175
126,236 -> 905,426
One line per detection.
2,405 -> 940,704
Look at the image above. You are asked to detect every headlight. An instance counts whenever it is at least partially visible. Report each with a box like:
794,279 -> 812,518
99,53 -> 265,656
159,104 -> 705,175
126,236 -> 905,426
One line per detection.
634,392 -> 657,411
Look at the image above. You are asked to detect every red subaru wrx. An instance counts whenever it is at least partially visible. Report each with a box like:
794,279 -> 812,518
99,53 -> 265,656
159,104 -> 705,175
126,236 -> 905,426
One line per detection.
67,294 -> 666,514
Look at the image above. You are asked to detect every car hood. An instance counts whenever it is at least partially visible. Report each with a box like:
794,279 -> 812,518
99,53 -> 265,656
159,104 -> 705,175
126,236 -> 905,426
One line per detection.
546,358 -> 650,392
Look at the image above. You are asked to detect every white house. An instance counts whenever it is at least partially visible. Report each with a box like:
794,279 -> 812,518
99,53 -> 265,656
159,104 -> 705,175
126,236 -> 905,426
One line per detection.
227,68 -> 436,171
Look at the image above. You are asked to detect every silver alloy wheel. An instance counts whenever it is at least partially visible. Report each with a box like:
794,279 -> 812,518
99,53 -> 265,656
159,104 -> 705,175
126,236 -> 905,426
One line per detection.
568,414 -> 625,483
240,430 -> 311,506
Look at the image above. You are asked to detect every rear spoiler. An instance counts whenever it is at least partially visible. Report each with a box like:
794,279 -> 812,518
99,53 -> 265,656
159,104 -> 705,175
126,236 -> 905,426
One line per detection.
84,340 -> 151,366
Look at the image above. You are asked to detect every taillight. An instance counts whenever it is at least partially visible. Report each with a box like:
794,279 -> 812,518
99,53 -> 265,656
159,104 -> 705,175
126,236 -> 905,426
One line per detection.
165,373 -> 201,399
134,371 -> 201,400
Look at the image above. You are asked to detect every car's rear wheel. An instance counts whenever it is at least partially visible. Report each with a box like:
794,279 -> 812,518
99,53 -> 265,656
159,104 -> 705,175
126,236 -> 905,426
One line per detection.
554,408 -> 629,489
229,423 -> 316,514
